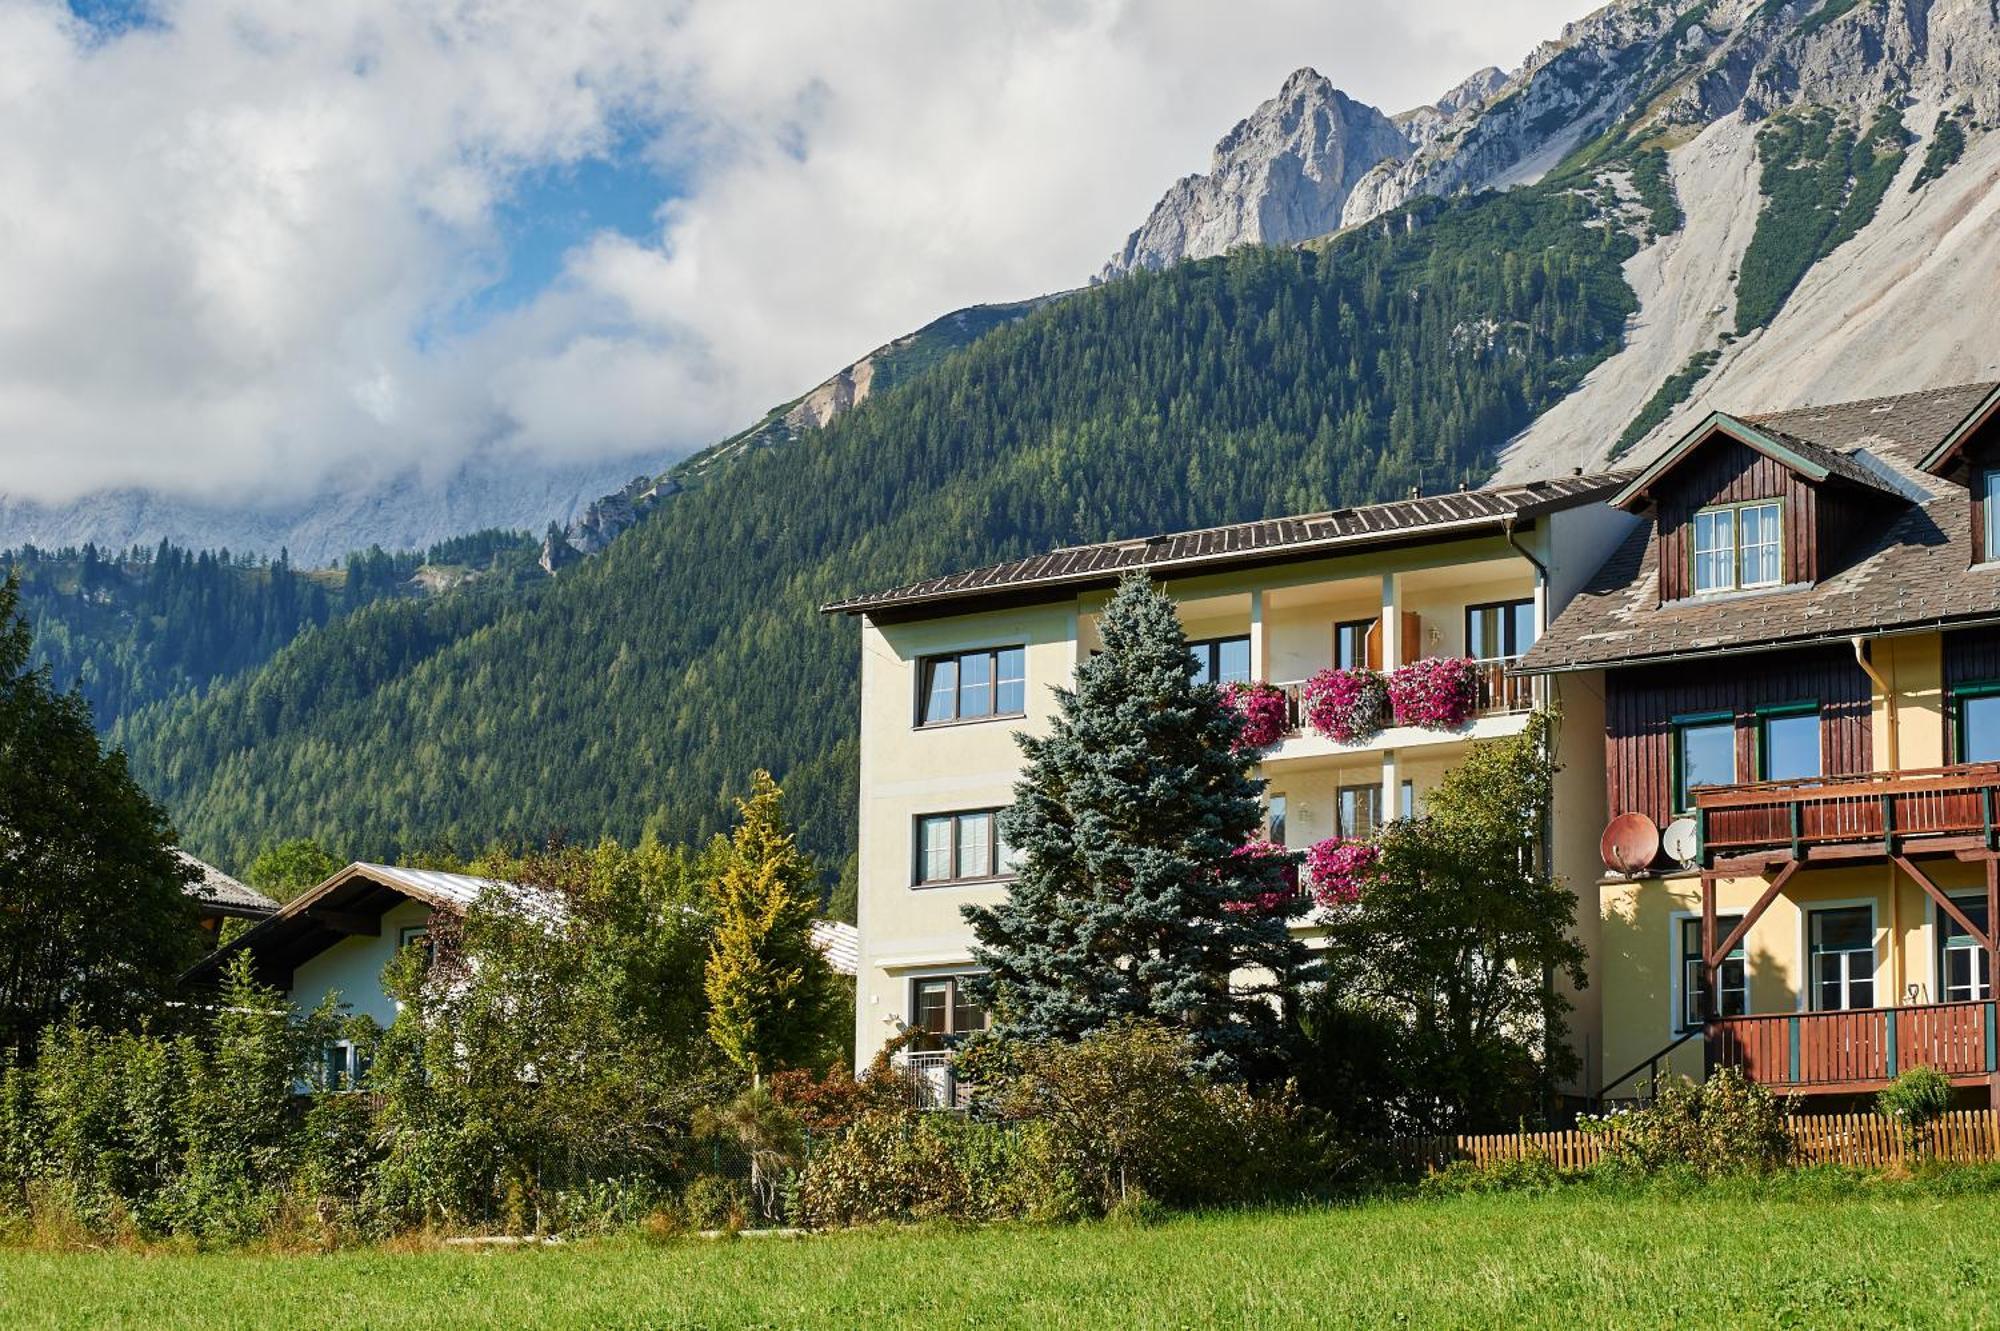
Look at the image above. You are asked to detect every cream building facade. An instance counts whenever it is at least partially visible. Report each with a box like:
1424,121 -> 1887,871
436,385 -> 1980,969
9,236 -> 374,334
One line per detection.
826,475 -> 1638,1083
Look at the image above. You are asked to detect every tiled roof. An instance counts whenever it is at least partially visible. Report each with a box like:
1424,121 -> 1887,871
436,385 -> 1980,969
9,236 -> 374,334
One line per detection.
823,472 -> 1628,617
177,852 -> 277,918
1522,381 -> 2000,673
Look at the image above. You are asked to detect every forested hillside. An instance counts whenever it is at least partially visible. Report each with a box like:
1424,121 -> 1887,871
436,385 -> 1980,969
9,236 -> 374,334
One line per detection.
121,181 -> 1648,872
6,530 -> 537,731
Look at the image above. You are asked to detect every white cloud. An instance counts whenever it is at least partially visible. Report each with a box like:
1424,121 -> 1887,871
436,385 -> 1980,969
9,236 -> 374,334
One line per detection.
0,0 -> 1584,505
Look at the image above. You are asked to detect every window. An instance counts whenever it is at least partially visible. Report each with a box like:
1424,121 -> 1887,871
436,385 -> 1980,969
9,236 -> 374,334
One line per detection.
1678,915 -> 1747,1031
1690,500 -> 1782,594
321,1040 -> 370,1091
1337,783 -> 1383,840
1334,619 -> 1376,670
911,974 -> 988,1039
1465,599 -> 1536,661
1400,780 -> 1415,820
1940,896 -> 1992,1003
914,811 -> 1012,885
1672,713 -> 1736,812
918,647 -> 1026,725
1266,795 -> 1287,846
1188,635 -> 1251,687
398,925 -> 434,970
1757,706 -> 1821,782
1984,470 -> 2000,563
1959,688 -> 2000,763
1810,906 -> 1876,1011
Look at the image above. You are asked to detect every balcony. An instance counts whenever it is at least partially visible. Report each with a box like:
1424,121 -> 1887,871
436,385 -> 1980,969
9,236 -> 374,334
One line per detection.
1695,763 -> 2000,869
1709,1002 -> 1999,1095
1265,659 -> 1536,762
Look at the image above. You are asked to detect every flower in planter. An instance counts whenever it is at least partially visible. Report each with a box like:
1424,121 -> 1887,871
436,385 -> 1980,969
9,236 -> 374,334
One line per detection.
1220,680 -> 1289,752
1301,667 -> 1389,745
1304,837 -> 1380,908
1222,839 -> 1300,915
1387,656 -> 1481,730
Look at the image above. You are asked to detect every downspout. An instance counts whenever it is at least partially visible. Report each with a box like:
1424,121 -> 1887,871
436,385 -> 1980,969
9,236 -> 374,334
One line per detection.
1853,635 -> 1903,1001
1505,513 -> 1560,1118
1851,635 -> 1898,771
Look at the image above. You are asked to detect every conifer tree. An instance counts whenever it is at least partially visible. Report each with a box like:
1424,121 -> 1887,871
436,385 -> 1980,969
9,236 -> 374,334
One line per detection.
965,572 -> 1310,1077
704,771 -> 837,1083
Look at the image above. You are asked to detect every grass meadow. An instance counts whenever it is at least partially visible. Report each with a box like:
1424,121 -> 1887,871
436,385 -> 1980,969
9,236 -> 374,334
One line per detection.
4,1183 -> 2000,1329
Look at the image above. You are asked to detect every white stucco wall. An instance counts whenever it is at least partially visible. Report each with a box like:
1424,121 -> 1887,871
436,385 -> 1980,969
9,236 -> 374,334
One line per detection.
288,897 -> 436,1028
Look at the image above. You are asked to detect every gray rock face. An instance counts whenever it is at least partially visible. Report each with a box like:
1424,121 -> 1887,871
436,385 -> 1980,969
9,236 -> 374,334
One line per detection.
1099,68 -> 1412,279
1112,0 -> 2000,276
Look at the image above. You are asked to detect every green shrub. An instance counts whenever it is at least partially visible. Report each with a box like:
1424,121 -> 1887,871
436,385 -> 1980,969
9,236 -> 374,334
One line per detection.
991,1022 -> 1318,1215
1877,1066 -> 1953,1140
1589,1069 -> 1794,1176
682,1175 -> 748,1231
794,1109 -> 982,1228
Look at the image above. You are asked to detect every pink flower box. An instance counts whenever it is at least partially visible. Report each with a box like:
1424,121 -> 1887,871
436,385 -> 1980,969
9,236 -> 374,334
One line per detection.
1304,837 -> 1380,908
1301,667 -> 1389,745
1386,656 -> 1481,730
1220,680 -> 1289,752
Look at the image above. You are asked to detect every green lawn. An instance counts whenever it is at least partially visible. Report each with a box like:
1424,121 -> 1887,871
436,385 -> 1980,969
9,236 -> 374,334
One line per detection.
3,1189 -> 1998,1329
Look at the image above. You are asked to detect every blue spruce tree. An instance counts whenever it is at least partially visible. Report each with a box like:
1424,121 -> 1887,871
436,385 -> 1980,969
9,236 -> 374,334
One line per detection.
964,572 -> 1310,1077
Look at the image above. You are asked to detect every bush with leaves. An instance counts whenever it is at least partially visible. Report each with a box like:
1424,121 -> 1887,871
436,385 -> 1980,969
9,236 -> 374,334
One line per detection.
0,954 -> 346,1242
1588,1068 -> 1795,1176
370,838 -> 728,1232
1878,1066 -> 1954,1143
990,1021 -> 1315,1215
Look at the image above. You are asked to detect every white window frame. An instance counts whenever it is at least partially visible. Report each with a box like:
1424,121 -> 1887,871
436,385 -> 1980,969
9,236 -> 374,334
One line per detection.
1689,499 -> 1783,595
1801,899 -> 1879,1013
1931,891 -> 1993,1004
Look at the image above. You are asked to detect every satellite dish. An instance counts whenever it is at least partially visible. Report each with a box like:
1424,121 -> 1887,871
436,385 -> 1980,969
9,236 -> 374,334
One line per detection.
1661,817 -> 1700,868
1600,812 -> 1661,877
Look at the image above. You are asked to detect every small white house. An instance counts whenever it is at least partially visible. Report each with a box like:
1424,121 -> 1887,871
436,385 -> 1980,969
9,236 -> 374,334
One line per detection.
189,860 -> 859,1046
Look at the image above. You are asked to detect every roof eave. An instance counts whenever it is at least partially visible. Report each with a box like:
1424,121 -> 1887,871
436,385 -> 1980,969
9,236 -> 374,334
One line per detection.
1917,383 -> 2000,476
821,476 -> 1627,619
1610,413 -> 1832,510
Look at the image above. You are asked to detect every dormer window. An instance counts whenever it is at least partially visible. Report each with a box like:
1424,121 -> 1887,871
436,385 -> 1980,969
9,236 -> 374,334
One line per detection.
1690,501 -> 1781,594
1982,470 -> 2000,563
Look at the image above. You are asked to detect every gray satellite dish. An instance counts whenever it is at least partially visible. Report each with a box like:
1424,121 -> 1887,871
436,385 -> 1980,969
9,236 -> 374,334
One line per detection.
1661,817 -> 1699,867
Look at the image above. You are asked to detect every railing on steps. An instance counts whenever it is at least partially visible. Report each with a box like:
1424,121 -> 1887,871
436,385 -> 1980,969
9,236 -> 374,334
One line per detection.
893,1049 -> 967,1112
1595,1029 -> 1701,1109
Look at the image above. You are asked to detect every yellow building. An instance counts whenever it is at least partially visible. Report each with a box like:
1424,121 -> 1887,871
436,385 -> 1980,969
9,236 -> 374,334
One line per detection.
1522,381 -> 2000,1101
824,474 -> 1638,1083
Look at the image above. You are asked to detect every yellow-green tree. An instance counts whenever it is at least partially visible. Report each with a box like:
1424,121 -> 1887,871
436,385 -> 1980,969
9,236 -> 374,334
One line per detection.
704,772 -> 837,1083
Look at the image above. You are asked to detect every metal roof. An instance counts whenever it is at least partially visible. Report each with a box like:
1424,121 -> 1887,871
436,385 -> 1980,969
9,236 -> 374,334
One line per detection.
811,920 -> 859,977
822,471 -> 1629,618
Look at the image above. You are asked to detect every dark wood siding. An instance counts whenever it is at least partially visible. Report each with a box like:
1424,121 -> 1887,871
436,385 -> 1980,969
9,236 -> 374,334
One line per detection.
1605,646 -> 1873,830
1943,628 -> 2000,759
1654,438 -> 1815,602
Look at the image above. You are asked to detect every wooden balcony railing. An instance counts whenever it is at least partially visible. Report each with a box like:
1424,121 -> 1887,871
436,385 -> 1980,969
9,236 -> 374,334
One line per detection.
1708,1001 -> 1999,1093
1272,657 -> 1534,738
1694,762 -> 2000,864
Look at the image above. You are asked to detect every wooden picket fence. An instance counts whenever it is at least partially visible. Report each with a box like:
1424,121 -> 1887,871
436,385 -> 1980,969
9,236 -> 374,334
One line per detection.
1389,1109 -> 2000,1174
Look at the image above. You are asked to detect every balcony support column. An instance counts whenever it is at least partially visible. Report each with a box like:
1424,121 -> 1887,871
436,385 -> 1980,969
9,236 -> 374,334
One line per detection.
1379,573 -> 1400,671
1248,588 -> 1265,682
1987,856 -> 2000,1107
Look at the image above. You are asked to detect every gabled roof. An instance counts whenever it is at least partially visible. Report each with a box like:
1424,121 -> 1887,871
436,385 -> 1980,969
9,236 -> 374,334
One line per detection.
177,851 -> 277,920
1523,381 -> 2000,674
823,472 -> 1627,618
184,861 -> 559,989
1610,410 -> 1911,511
1917,382 -> 2000,476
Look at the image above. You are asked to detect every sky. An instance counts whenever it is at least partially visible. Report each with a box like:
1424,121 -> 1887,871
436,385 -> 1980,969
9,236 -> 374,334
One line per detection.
0,0 -> 1588,505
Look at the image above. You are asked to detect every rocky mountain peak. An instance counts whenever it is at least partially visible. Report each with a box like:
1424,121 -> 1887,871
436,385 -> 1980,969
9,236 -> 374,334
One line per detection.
1098,67 -> 1411,280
